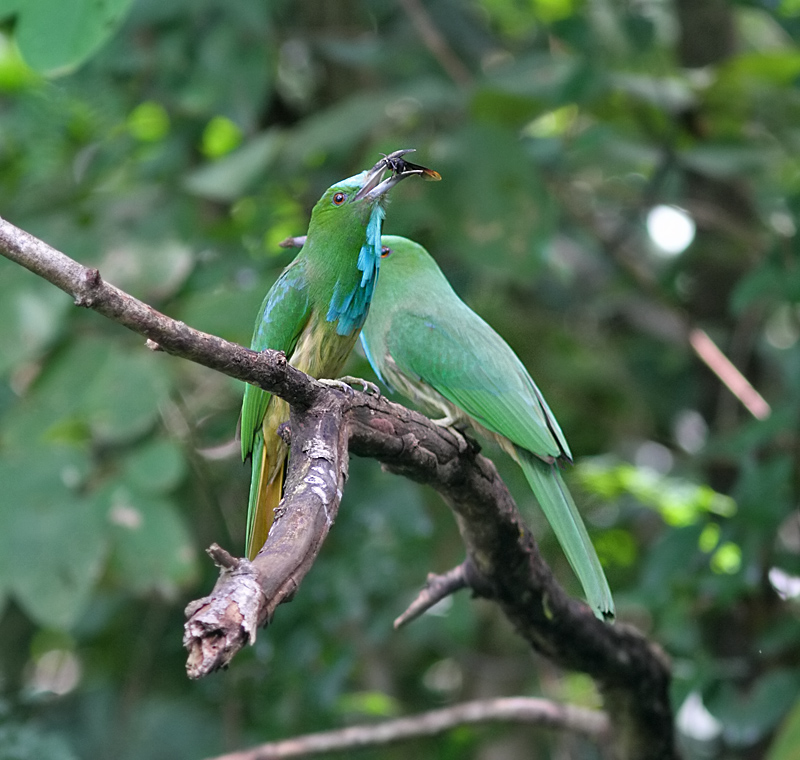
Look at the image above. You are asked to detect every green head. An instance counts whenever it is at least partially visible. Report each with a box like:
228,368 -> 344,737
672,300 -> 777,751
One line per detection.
359,235 -> 453,385
375,235 -> 445,287
305,152 -> 438,336
307,149 -> 439,241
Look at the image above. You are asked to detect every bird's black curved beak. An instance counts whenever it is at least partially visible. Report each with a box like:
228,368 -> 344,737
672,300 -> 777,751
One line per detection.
353,149 -> 441,201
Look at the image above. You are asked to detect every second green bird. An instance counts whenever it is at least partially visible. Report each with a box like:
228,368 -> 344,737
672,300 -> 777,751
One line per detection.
360,236 -> 615,621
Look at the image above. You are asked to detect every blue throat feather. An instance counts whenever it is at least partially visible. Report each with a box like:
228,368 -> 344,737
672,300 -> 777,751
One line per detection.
359,330 -> 390,387
326,204 -> 386,336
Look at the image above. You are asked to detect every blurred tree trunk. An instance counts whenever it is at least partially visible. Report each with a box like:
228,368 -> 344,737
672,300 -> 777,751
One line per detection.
675,0 -> 763,431
675,3 -> 782,759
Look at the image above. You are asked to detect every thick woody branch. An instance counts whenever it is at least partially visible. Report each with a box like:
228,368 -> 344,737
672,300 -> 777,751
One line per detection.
347,395 -> 677,760
0,216 -> 677,759
0,216 -> 319,409
184,393 -> 348,678
206,697 -> 609,760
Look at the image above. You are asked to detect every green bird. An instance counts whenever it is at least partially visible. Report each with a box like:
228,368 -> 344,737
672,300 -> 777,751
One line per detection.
360,236 -> 614,621
240,154 -> 439,561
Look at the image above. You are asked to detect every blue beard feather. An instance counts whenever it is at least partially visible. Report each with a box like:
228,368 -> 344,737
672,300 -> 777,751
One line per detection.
326,204 -> 385,336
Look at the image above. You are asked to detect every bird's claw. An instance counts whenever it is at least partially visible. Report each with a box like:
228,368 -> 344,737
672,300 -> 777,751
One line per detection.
430,413 -> 460,428
318,378 -> 355,396
318,376 -> 381,398
337,375 -> 381,397
276,422 -> 292,446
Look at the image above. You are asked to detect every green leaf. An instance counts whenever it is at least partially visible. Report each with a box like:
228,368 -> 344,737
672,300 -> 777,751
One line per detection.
84,347 -> 172,443
0,0 -> 23,16
709,670 -> 800,747
780,0 -> 800,15
282,92 -> 397,165
106,486 -> 197,596
127,101 -> 170,142
122,439 -> 186,495
15,0 -> 136,77
768,698 -> 800,760
200,115 -> 243,158
472,88 -> 543,128
592,528 -> 637,567
177,285 -> 267,344
98,239 -> 194,301
183,129 -> 284,202
0,28 -> 41,92
2,339 -> 173,447
681,144 -> 774,179
609,72 -> 694,111
0,722 -> 78,760
731,261 -> 785,313
709,542 -> 742,575
640,525 -> 704,605
734,454 -> 793,528
723,51 -> 800,85
336,690 -> 400,718
0,262 -> 71,377
0,445 -> 106,630
576,458 -> 736,525
118,697 -> 223,760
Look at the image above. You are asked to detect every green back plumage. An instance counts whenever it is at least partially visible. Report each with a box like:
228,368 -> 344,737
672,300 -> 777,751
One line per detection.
362,236 -> 571,460
240,171 -> 392,559
361,235 -> 614,621
240,257 -> 312,459
241,172 -> 387,462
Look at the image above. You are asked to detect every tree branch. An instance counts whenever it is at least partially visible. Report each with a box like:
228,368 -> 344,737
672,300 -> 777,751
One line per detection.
0,216 -> 678,759
205,697 -> 609,759
393,561 -> 472,629
0,215 -> 320,410
184,388 -> 349,678
397,0 -> 472,87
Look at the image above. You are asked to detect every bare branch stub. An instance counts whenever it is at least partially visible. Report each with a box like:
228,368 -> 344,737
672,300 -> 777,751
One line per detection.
394,561 -> 471,629
207,543 -> 240,571
184,556 -> 264,678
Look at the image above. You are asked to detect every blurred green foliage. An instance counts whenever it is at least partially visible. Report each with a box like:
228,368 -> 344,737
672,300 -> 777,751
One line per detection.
1,0 -> 800,758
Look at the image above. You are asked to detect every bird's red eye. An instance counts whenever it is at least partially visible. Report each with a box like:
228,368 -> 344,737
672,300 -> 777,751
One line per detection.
332,192 -> 346,206
381,246 -> 392,258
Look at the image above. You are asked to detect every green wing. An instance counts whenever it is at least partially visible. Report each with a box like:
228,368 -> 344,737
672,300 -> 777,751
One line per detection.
381,299 -> 613,620
240,258 -> 312,461
386,308 -> 571,462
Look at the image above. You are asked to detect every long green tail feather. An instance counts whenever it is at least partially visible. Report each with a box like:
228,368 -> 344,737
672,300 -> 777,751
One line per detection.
516,447 -> 615,621
245,434 -> 264,560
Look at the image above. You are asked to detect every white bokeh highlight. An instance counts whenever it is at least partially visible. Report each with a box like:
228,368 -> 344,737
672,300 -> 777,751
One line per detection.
647,205 -> 696,256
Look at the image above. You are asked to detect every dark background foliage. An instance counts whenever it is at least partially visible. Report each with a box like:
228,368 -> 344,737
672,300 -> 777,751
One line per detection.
1,0 -> 799,758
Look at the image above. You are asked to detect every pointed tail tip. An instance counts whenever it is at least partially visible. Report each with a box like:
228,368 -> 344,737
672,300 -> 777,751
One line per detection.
588,587 -> 615,623
595,605 -> 616,624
